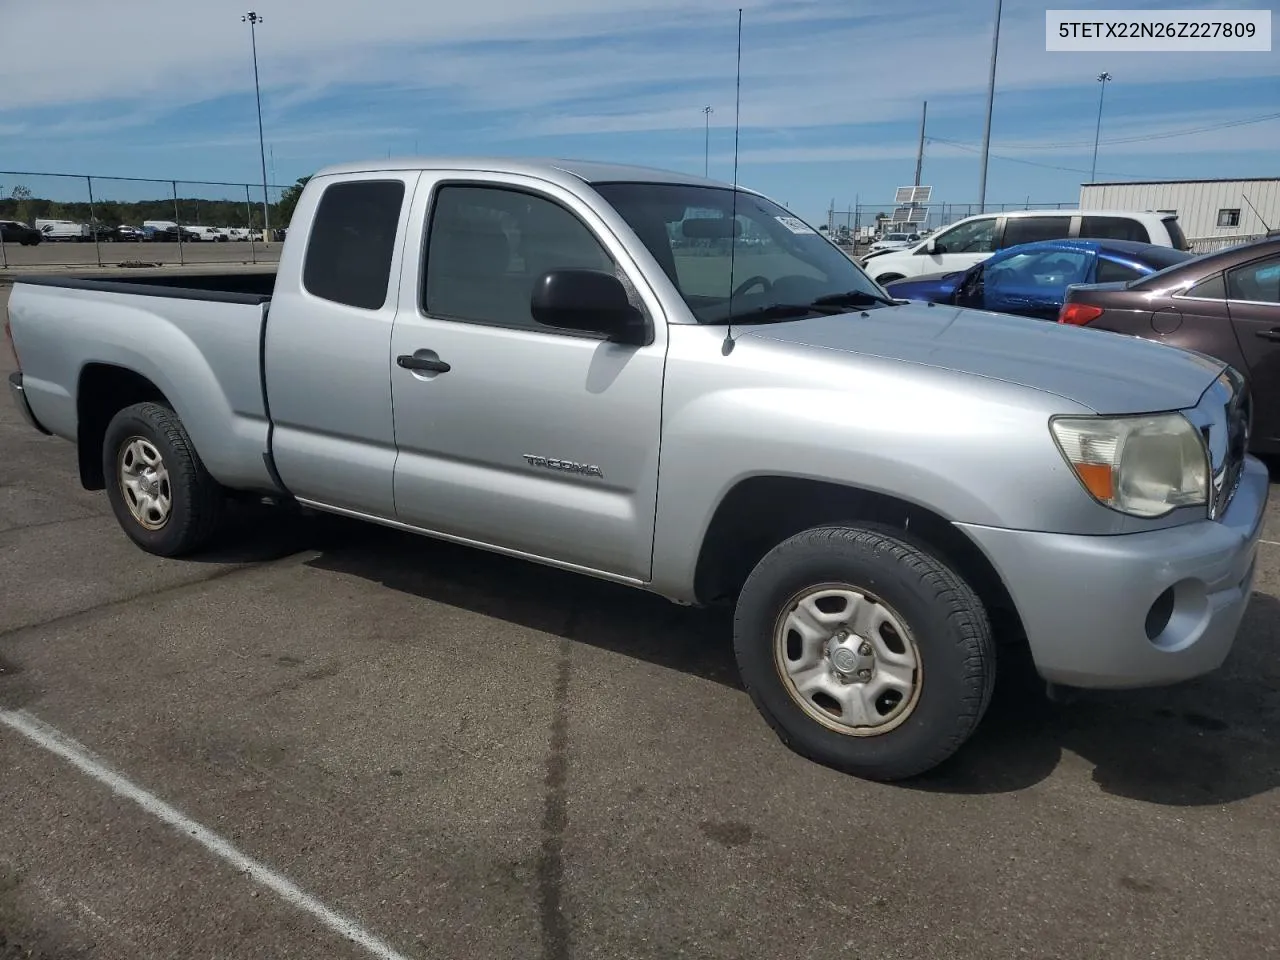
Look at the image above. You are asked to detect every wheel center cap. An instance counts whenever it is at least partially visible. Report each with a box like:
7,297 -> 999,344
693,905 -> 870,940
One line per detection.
830,645 -> 860,673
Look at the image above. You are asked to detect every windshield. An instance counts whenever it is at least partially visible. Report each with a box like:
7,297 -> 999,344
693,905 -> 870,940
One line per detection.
593,182 -> 885,324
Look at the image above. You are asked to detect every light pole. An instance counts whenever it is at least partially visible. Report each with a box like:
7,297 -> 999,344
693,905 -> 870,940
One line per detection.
702,105 -> 713,177
976,0 -> 1003,212
242,12 -> 271,244
1089,72 -> 1112,184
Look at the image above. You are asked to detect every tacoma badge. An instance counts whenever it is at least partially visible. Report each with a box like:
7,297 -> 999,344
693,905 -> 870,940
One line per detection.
523,454 -> 604,478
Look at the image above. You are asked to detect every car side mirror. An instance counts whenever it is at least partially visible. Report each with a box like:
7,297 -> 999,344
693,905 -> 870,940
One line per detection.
531,269 -> 649,345
924,238 -> 938,254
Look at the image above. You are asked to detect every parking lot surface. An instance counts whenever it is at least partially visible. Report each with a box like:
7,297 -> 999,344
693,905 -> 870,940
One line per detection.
2,283 -> 1278,960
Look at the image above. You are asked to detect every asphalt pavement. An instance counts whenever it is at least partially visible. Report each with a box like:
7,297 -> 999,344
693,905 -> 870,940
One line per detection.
2,284 -> 1279,960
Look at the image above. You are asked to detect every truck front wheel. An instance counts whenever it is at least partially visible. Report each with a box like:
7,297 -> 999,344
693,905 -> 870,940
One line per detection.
102,402 -> 226,557
733,524 -> 995,781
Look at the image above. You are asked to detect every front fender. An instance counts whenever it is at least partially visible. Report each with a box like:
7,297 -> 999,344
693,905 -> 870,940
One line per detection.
647,326 -> 1111,601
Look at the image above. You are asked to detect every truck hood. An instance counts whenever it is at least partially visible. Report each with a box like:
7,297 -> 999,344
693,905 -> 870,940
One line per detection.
741,302 -> 1225,414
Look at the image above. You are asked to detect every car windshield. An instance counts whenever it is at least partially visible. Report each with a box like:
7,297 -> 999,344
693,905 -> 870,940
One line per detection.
593,182 -> 884,324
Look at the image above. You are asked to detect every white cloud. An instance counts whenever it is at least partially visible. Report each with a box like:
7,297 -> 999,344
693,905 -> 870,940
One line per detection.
1,0 -> 1275,182
729,113 -> 1280,168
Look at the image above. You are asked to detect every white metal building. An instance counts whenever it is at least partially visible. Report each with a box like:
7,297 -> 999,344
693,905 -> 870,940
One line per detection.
1079,177 -> 1279,250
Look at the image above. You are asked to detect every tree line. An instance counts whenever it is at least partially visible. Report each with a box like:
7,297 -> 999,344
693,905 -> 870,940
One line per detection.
1,177 -> 310,229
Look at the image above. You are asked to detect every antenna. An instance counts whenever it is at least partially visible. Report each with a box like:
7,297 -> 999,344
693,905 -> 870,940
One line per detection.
721,7 -> 744,356
1241,193 -> 1271,233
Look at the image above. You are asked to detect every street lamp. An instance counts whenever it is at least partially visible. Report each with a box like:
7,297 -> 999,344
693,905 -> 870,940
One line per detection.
702,105 -> 714,177
976,0 -> 1003,212
242,12 -> 271,244
1090,72 -> 1112,184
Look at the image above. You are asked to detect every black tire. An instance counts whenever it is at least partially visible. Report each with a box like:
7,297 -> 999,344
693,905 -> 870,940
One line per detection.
102,402 -> 226,557
874,273 -> 905,285
733,524 -> 995,781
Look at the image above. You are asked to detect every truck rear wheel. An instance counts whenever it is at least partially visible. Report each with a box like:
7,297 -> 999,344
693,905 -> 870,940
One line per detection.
102,402 -> 226,557
733,524 -> 995,781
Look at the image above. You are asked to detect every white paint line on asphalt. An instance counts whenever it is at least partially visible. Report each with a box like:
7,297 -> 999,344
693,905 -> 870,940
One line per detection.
0,708 -> 412,960
1261,539 -> 1280,548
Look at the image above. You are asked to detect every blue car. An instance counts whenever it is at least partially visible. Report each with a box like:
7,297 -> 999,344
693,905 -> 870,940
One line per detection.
883,238 -> 1194,322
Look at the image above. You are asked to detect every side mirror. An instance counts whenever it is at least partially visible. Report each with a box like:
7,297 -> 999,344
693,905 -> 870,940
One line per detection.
531,269 -> 649,345
924,238 -> 938,254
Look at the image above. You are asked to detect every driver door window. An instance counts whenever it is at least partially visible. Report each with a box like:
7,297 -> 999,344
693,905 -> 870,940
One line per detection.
423,184 -> 621,333
928,217 -> 999,255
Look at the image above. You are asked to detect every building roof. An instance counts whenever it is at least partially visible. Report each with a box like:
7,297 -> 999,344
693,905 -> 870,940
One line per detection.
312,156 -> 746,191
1082,177 -> 1280,187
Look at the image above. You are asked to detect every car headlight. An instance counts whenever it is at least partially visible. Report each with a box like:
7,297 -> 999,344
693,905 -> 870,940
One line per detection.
1049,413 -> 1208,518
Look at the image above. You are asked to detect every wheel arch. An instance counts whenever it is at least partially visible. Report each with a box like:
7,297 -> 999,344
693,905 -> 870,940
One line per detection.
691,475 -> 1026,645
76,363 -> 170,490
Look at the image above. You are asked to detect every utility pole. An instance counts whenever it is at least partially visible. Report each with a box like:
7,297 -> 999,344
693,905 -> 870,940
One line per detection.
702,105 -> 714,177
913,100 -> 928,186
977,0 -> 1003,212
1090,72 -> 1112,184
242,12 -> 271,244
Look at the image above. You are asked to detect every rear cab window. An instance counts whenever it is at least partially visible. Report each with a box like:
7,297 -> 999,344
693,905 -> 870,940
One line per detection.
302,179 -> 407,310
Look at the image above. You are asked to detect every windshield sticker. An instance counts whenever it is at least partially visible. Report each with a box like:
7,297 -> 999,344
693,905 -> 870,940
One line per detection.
775,216 -> 816,235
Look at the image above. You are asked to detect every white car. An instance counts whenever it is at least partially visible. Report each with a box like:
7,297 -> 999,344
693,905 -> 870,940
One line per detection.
861,209 -> 1189,285
864,232 -> 919,255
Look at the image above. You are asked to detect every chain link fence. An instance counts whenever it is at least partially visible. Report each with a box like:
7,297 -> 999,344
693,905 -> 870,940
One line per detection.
0,170 -> 294,269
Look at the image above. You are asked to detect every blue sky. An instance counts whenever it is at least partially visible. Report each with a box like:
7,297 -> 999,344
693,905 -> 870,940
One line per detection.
1,0 -> 1277,225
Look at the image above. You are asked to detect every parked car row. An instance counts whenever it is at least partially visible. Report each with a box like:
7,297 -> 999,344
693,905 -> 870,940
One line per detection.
0,219 -> 269,244
884,238 -> 1193,321
861,208 -> 1189,285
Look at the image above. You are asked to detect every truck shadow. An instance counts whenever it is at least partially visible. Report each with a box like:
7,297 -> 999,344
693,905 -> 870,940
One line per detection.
913,591 -> 1280,804
290,512 -> 1279,806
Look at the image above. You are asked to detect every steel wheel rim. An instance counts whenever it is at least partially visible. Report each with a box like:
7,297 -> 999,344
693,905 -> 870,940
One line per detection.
118,436 -> 172,530
772,582 -> 922,737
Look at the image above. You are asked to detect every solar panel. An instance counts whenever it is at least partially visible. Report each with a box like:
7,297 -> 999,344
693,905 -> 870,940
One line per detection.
894,185 -> 933,204
906,206 -> 929,224
892,206 -> 914,222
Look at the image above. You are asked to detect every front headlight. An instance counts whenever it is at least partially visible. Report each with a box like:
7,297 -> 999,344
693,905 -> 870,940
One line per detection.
1050,413 -> 1209,518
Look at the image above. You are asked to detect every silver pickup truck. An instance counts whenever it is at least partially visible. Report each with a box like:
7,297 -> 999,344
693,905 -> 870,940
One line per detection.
5,158 -> 1268,780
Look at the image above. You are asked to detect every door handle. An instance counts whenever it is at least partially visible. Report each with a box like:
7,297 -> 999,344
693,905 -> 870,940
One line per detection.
1255,328 -> 1280,343
397,354 -> 451,373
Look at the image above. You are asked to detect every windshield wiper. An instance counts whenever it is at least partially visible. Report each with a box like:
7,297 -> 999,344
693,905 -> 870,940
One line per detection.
724,302 -> 821,324
810,289 -> 899,309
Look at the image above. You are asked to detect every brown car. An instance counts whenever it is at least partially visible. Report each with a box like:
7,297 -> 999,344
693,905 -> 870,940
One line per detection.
1059,236 -> 1280,454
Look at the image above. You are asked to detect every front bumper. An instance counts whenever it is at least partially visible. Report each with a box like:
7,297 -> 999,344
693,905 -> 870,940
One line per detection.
7,371 -> 51,435
956,455 -> 1269,689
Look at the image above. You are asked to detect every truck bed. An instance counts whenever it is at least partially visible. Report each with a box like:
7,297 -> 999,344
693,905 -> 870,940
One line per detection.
14,270 -> 276,303
8,270 -> 278,494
